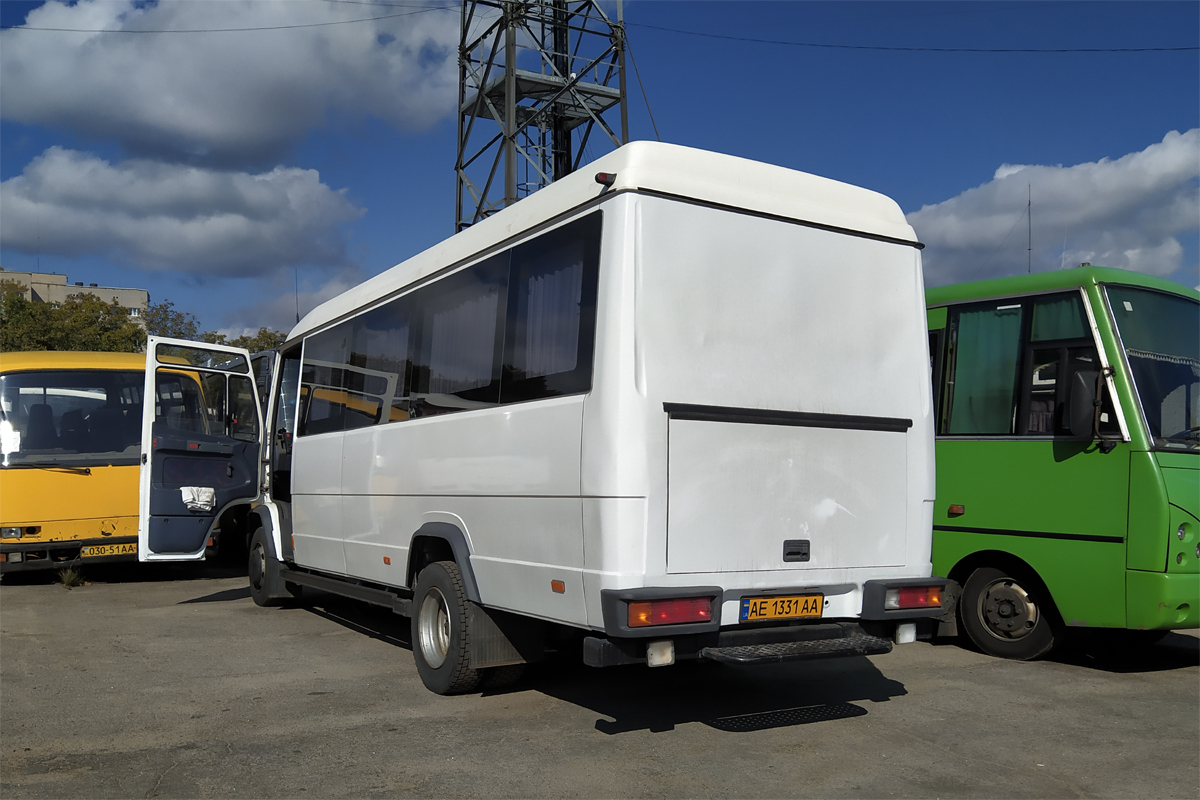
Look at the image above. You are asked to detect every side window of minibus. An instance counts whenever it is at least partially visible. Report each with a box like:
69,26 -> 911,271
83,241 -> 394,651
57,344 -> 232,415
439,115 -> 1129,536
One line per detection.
501,211 -> 601,403
410,254 -> 508,417
1020,292 -> 1117,436
349,299 -> 412,425
942,292 -> 1117,438
299,324 -> 355,435
942,302 -> 1024,435
928,329 -> 945,417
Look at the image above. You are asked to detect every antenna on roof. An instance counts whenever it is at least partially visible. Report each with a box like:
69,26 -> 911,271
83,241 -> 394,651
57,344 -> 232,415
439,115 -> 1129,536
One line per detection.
294,268 -> 300,324
1027,183 -> 1032,274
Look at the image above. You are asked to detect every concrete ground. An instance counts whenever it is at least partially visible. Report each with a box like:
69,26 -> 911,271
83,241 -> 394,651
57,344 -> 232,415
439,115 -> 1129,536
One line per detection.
1,563 -> 1197,799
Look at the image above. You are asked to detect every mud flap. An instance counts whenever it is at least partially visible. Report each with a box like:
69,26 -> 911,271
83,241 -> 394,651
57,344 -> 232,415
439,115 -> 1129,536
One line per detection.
468,604 -> 546,669
936,580 -> 962,637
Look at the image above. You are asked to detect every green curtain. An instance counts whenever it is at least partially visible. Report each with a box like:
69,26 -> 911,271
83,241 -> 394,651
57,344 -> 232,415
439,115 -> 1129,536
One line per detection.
1031,293 -> 1087,342
948,305 -> 1024,434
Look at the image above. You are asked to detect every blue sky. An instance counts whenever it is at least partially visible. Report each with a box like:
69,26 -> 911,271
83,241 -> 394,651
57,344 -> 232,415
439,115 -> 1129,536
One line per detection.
2,0 -> 1197,336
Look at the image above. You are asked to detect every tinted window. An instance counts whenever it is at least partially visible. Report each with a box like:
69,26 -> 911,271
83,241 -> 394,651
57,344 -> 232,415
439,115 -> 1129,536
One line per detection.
939,291 -> 1114,438
300,323 -> 379,435
411,254 -> 508,417
351,300 -> 413,424
296,210 -> 602,431
502,212 -> 601,402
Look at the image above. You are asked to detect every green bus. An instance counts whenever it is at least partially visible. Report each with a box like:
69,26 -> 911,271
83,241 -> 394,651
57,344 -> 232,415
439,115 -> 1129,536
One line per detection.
926,265 -> 1198,659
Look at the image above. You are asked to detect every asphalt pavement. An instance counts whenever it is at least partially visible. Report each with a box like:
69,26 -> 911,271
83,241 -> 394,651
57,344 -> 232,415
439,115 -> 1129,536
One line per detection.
2,563 -> 1197,798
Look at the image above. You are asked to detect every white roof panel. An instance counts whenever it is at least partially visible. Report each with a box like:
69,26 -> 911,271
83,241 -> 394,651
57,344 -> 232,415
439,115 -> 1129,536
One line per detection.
290,141 -> 918,340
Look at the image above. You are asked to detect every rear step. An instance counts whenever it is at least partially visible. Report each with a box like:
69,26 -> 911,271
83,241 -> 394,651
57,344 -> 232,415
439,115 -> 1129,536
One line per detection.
699,634 -> 892,665
582,622 -> 894,668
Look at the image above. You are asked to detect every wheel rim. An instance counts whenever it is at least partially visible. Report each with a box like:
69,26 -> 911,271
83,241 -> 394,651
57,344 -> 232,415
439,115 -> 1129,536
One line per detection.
976,577 -> 1039,640
249,542 -> 266,591
418,586 -> 451,669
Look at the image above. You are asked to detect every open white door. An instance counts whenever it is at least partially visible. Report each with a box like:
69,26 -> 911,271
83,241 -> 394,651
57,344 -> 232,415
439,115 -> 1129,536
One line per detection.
138,337 -> 263,562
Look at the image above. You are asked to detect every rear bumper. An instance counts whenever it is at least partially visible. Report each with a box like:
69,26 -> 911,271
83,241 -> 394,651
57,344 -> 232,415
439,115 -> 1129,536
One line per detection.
0,536 -> 138,573
1126,570 -> 1199,630
598,578 -> 950,637
584,577 -> 948,668
583,622 -> 896,667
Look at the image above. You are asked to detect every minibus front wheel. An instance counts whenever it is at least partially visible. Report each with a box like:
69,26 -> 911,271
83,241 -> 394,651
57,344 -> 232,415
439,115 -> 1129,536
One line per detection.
248,528 -> 300,607
960,565 -> 1059,660
412,560 -> 482,694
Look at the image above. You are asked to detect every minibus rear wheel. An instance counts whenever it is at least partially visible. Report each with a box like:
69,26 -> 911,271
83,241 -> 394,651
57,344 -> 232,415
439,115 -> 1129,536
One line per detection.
412,560 -> 482,694
960,565 -> 1059,660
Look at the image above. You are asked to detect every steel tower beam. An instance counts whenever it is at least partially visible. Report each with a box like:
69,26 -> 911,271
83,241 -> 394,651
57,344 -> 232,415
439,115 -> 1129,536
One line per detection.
456,0 -> 629,232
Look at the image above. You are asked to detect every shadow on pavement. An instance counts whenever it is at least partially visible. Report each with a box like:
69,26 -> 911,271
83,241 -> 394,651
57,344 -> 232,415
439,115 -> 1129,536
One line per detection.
294,590 -> 906,735
527,654 -> 903,734
0,558 -> 247,587
178,585 -> 253,604
1049,629 -> 1200,673
302,590 -> 414,650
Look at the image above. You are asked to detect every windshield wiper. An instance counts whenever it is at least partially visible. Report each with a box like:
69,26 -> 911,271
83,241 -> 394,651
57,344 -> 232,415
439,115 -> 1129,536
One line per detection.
0,461 -> 92,474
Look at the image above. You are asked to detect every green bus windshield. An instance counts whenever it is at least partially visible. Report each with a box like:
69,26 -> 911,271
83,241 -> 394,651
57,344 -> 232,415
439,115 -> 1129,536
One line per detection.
1105,285 -> 1200,450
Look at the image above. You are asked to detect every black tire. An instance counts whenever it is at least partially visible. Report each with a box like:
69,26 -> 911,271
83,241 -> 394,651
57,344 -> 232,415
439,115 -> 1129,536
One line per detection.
960,566 -> 1060,660
248,528 -> 293,607
411,560 -> 481,694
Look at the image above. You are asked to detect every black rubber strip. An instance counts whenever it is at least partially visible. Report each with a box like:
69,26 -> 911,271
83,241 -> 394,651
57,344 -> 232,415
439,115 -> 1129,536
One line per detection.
933,524 -> 1124,544
664,402 -> 912,433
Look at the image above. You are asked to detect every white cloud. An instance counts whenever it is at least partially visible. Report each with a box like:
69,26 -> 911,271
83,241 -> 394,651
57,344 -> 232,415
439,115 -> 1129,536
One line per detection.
0,0 -> 459,166
909,129 -> 1200,286
216,268 -> 365,336
0,147 -> 364,276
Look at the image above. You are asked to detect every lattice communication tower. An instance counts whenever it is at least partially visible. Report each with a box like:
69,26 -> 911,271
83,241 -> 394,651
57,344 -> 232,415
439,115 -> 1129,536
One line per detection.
456,0 -> 629,232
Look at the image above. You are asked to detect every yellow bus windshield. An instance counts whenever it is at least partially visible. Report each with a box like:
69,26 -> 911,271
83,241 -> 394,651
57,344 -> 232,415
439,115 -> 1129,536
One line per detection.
1,369 -> 144,467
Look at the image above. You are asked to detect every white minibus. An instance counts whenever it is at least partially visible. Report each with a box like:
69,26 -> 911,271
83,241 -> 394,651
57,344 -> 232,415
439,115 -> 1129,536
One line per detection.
139,142 -> 947,694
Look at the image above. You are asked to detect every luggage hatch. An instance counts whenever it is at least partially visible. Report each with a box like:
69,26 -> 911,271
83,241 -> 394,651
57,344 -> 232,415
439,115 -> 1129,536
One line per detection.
665,406 -> 909,574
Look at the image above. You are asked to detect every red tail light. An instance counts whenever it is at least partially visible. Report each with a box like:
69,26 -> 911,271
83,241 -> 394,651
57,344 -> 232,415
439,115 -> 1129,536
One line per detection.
886,585 -> 943,610
628,597 -> 712,627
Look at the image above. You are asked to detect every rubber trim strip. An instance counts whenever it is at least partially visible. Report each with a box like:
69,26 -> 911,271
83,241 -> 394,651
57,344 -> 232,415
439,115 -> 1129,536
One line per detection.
639,188 -> 925,250
933,524 -> 1124,544
664,402 -> 913,433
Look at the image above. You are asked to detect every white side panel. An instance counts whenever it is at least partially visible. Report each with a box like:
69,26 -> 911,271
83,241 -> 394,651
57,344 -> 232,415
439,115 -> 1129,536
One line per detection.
666,419 -> 908,574
337,396 -> 585,622
464,496 -> 587,626
291,432 -> 347,573
581,496 -> 649,626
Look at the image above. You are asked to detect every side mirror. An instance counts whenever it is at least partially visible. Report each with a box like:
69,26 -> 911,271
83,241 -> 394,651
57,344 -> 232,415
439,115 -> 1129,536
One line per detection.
1068,370 -> 1099,439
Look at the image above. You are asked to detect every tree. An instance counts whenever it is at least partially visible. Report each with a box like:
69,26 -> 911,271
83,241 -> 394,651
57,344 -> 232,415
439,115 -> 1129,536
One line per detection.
212,327 -> 288,353
0,283 -> 144,353
54,293 -> 146,352
0,280 -> 52,351
143,299 -> 200,340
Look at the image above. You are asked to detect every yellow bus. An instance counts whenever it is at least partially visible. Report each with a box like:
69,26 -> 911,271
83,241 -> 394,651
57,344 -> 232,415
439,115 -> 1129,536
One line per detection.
0,351 -> 217,573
